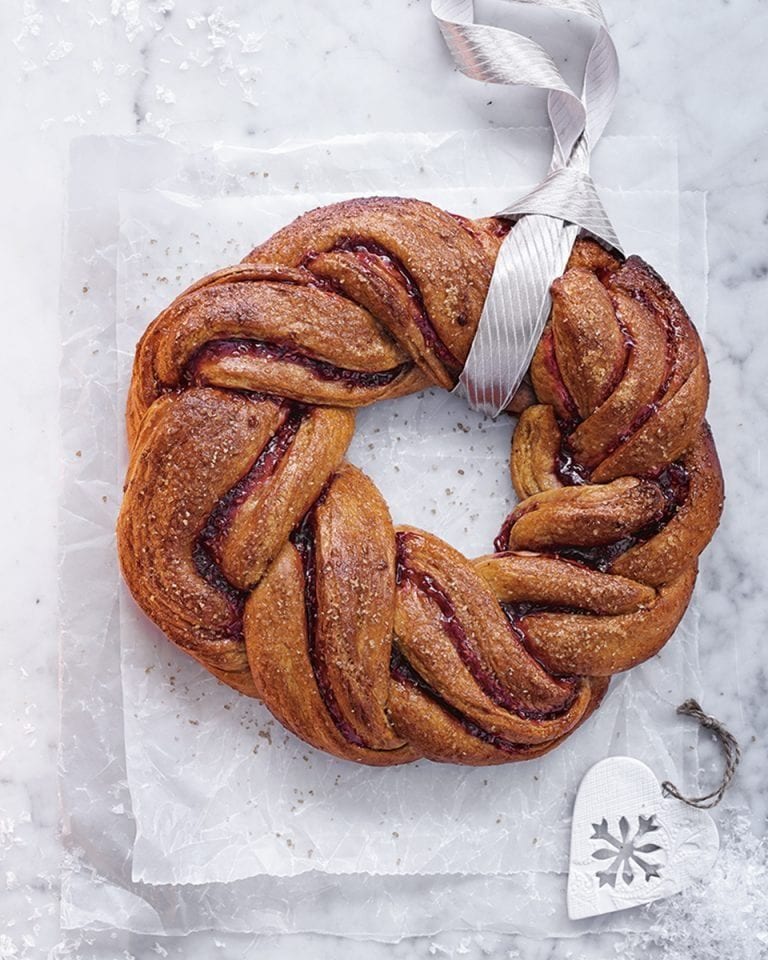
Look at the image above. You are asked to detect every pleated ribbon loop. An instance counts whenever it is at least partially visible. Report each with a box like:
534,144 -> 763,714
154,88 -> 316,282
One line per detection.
432,0 -> 622,416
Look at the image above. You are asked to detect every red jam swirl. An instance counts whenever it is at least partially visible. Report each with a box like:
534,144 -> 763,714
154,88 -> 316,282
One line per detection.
291,489 -> 367,748
193,403 -> 305,635
185,337 -> 410,389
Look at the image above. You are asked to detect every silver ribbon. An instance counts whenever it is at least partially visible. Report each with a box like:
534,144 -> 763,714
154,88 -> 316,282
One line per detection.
432,0 -> 623,416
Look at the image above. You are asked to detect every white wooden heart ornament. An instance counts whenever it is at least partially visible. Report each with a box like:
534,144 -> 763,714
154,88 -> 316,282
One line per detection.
567,757 -> 719,920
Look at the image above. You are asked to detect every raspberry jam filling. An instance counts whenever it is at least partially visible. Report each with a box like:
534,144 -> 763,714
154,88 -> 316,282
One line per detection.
185,337 -> 410,389
539,330 -> 580,423
191,544 -> 247,636
193,404 -> 305,634
493,509 -> 522,554
448,212 -> 511,243
552,462 -> 690,571
389,649 -> 540,756
488,217 -> 513,238
331,236 -> 460,372
395,533 -> 576,721
555,439 -> 593,486
501,600 -> 585,679
291,493 -> 366,748
496,462 -> 690,571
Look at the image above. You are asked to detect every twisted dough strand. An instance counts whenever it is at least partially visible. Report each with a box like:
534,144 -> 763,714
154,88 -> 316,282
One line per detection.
118,197 -> 723,766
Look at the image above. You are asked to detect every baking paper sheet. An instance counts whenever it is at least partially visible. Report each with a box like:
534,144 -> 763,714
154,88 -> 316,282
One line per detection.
117,170 -> 700,885
60,132 -> 708,939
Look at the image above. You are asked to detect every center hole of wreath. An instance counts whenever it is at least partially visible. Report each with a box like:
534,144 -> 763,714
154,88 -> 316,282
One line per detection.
346,386 -> 518,559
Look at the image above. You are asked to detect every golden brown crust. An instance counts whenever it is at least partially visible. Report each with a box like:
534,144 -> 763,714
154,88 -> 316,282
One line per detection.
393,526 -> 593,742
117,198 -> 723,766
510,404 -> 562,497
550,268 -> 628,419
519,568 -> 697,677
473,553 -> 656,615
504,478 -> 667,552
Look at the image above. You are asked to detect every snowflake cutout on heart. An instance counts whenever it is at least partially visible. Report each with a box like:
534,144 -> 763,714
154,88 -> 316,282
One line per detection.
590,814 -> 663,888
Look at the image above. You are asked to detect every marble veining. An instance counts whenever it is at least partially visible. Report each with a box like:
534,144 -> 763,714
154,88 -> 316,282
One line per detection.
2,0 -> 767,958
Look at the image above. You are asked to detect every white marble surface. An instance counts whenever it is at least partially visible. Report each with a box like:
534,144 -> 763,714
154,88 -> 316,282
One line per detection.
1,0 -> 767,957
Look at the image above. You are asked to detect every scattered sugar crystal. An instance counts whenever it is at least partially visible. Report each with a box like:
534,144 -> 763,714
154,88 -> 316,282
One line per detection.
207,9 -> 240,49
110,0 -> 143,42
0,934 -> 19,959
45,40 -> 73,63
0,819 -> 23,850
154,85 -> 176,104
241,31 -> 264,54
142,112 -> 173,136
14,1 -> 43,44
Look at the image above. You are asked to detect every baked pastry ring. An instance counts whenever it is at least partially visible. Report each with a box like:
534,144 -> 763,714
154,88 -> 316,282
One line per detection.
117,197 -> 723,766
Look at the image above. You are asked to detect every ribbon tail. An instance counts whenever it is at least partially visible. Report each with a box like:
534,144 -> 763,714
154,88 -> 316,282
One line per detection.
432,0 -> 621,418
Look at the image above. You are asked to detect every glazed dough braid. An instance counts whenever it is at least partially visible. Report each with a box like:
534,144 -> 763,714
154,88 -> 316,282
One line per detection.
118,197 -> 722,766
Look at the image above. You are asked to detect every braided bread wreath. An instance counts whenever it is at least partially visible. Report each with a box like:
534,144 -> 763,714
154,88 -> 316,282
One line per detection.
117,197 -> 724,767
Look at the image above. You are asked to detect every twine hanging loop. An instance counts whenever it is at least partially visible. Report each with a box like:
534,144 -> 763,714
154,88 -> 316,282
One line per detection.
662,700 -> 741,809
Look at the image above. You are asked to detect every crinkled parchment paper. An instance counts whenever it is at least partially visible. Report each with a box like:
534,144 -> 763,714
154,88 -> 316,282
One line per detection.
60,131 -> 708,938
